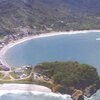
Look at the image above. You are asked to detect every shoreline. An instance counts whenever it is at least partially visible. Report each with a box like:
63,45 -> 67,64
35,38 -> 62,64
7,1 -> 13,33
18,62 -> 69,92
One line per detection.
0,30 -> 100,99
0,83 -> 71,99
0,30 -> 100,68
0,84 -> 52,95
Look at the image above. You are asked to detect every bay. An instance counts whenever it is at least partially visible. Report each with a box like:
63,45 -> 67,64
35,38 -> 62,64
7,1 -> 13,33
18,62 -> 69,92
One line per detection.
3,32 -> 100,100
5,32 -> 100,74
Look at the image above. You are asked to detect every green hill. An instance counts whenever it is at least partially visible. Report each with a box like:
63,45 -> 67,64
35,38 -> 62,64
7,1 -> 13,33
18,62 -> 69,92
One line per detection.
1,0 -> 100,36
34,61 -> 100,95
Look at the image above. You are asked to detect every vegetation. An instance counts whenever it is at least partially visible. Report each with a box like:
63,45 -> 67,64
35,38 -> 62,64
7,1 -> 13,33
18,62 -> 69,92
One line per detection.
35,61 -> 100,94
0,73 -> 4,79
1,0 -> 100,36
0,74 -> 33,84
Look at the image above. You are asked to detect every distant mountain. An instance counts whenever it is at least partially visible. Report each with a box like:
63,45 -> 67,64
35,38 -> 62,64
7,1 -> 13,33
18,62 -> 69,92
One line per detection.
0,0 -> 100,36
63,0 -> 100,14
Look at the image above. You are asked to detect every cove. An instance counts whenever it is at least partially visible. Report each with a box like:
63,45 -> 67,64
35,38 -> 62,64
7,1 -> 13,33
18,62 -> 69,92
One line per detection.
4,32 -> 100,74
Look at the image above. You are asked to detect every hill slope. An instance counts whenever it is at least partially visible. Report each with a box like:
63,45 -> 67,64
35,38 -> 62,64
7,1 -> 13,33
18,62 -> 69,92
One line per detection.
0,0 -> 100,36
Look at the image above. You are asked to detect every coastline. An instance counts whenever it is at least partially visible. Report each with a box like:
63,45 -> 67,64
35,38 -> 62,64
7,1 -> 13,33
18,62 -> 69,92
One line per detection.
0,30 -> 100,99
0,83 -> 71,99
1,30 -> 100,68
0,84 -> 52,95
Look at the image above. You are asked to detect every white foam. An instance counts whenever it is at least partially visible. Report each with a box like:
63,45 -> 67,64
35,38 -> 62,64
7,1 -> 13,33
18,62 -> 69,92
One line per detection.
0,89 -> 72,100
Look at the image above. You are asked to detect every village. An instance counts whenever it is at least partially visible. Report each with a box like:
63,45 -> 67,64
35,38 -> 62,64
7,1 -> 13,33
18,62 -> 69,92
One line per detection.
0,63 -> 52,84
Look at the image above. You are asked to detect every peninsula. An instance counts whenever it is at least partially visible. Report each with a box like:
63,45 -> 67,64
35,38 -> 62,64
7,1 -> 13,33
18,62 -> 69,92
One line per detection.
34,61 -> 100,98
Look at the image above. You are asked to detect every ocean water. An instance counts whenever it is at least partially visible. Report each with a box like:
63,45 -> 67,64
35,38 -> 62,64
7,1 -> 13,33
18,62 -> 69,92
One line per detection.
4,32 -> 100,100
0,92 -> 72,100
5,32 -> 100,73
0,90 -> 100,100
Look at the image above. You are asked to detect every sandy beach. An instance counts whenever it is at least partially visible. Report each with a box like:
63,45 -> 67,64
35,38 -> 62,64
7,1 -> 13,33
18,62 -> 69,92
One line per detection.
0,30 -> 100,68
0,84 -> 52,95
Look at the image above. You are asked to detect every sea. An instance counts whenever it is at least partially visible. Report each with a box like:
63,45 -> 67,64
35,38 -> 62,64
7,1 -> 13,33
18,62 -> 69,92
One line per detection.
3,32 -> 100,100
0,90 -> 100,100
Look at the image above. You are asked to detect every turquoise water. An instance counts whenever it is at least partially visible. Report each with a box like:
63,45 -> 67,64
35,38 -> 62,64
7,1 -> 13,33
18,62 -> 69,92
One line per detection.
5,32 -> 100,73
3,32 -> 100,100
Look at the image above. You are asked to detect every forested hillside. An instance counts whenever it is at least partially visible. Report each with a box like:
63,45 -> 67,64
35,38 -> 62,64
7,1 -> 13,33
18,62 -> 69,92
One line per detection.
1,0 -> 100,36
34,61 -> 100,95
